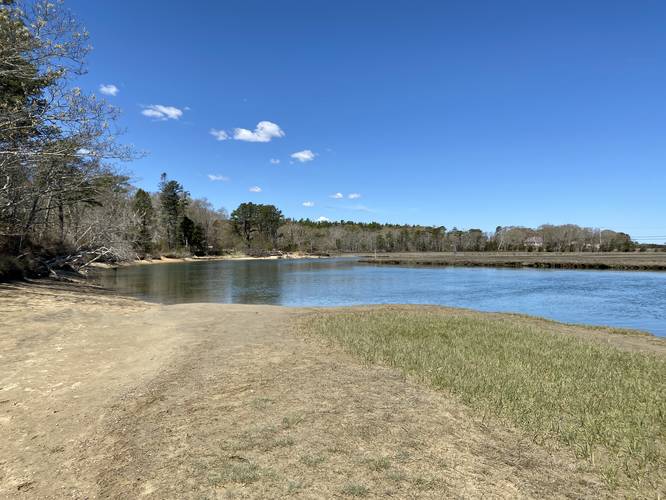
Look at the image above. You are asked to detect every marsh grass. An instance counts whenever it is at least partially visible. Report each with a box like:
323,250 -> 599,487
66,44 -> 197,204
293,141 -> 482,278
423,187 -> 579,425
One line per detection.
359,251 -> 666,271
304,309 -> 666,493
341,482 -> 370,497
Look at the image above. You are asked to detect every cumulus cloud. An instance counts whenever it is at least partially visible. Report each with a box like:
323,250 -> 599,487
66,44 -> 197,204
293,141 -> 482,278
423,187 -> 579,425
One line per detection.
99,84 -> 119,96
233,121 -> 285,142
249,186 -> 262,193
270,158 -> 280,164
302,201 -> 314,207
290,149 -> 316,163
330,192 -> 344,199
348,193 -> 361,199
141,104 -> 184,120
207,174 -> 229,181
210,129 -> 229,141
316,216 -> 331,222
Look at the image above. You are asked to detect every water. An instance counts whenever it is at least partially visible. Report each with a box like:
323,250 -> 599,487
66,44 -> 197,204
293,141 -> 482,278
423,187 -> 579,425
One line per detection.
96,258 -> 666,336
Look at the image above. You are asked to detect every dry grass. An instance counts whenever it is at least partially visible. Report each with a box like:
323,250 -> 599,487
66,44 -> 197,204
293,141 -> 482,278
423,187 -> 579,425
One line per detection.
304,308 -> 666,495
359,251 -> 666,270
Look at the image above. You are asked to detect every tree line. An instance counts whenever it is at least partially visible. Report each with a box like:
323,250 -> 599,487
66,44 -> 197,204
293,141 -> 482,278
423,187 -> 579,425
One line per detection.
0,1 -> 648,279
116,181 -> 642,256
278,220 -> 635,253
94,176 -> 639,256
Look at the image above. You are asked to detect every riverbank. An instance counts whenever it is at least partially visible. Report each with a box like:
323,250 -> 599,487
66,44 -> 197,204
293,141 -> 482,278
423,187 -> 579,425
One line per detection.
359,251 -> 666,271
88,251 -> 330,270
0,251 -> 332,283
1,281 -> 664,498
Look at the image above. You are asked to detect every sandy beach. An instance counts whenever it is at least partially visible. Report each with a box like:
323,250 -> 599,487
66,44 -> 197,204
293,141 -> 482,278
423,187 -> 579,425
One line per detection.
87,252 -> 331,270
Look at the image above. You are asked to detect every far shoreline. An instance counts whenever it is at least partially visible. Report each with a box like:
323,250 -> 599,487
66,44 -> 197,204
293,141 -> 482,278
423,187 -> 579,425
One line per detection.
358,251 -> 666,271
91,251 -> 666,272
89,251 -> 334,270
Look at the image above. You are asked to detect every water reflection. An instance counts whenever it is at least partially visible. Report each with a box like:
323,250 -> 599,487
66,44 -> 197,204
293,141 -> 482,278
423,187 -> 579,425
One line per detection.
96,258 -> 666,336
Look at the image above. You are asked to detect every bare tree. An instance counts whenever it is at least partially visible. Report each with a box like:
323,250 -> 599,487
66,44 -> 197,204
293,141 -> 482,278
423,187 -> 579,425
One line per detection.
1,0 -> 133,257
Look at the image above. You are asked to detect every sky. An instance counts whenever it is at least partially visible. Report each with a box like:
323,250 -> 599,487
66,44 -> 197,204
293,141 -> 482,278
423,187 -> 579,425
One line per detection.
68,0 -> 665,242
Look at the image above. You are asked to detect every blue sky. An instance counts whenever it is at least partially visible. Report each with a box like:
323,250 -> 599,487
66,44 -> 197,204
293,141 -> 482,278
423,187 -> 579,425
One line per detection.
69,0 -> 665,242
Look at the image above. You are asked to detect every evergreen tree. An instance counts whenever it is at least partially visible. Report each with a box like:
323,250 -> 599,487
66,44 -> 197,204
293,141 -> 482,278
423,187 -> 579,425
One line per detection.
230,202 -> 258,248
132,189 -> 154,255
257,204 -> 283,248
230,203 -> 283,249
180,215 -> 206,254
158,173 -> 188,250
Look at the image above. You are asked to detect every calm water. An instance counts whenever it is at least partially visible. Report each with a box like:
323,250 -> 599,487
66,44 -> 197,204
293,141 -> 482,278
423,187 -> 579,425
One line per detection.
96,258 -> 666,336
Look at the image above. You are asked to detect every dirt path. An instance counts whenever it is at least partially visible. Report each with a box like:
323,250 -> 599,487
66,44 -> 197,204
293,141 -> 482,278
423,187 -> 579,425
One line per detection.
1,282 -> 612,498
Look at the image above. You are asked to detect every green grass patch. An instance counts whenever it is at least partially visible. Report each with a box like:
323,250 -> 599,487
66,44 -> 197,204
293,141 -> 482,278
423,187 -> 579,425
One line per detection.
209,460 -> 261,485
341,482 -> 370,497
299,453 -> 327,467
227,425 -> 294,453
281,414 -> 303,429
363,456 -> 391,472
304,309 -> 666,493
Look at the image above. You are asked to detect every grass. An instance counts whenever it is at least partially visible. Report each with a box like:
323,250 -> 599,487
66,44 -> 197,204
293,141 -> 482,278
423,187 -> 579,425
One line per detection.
281,414 -> 303,429
227,424 -> 295,453
304,308 -> 666,494
363,456 -> 391,472
209,460 -> 262,485
300,453 -> 327,467
341,482 -> 370,497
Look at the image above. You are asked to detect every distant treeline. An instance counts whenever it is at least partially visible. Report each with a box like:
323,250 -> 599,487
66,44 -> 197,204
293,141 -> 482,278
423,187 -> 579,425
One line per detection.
0,2 -> 653,279
65,177 -> 639,257
279,220 -> 635,254
88,175 -> 646,256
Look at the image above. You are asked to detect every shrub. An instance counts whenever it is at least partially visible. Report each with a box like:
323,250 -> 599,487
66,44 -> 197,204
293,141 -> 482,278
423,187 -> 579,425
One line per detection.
0,255 -> 25,282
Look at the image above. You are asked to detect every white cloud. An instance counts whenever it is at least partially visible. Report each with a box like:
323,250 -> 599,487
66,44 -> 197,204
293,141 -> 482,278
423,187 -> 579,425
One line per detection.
99,84 -> 119,96
348,193 -> 361,199
249,186 -> 262,193
208,174 -> 229,181
141,104 -> 184,120
270,158 -> 280,164
233,121 -> 285,142
316,216 -> 331,222
330,192 -> 344,199
291,149 -> 316,163
302,201 -> 314,207
210,129 -> 229,141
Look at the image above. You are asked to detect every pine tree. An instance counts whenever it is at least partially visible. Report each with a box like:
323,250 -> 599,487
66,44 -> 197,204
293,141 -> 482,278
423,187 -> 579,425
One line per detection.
132,189 -> 154,255
158,173 -> 188,251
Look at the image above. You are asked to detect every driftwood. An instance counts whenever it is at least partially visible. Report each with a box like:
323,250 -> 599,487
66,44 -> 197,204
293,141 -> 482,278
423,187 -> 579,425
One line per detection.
77,247 -> 122,269
45,246 -> 132,278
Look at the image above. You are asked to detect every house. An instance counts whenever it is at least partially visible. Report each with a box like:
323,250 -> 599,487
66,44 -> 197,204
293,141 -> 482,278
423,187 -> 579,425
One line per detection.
525,236 -> 544,249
